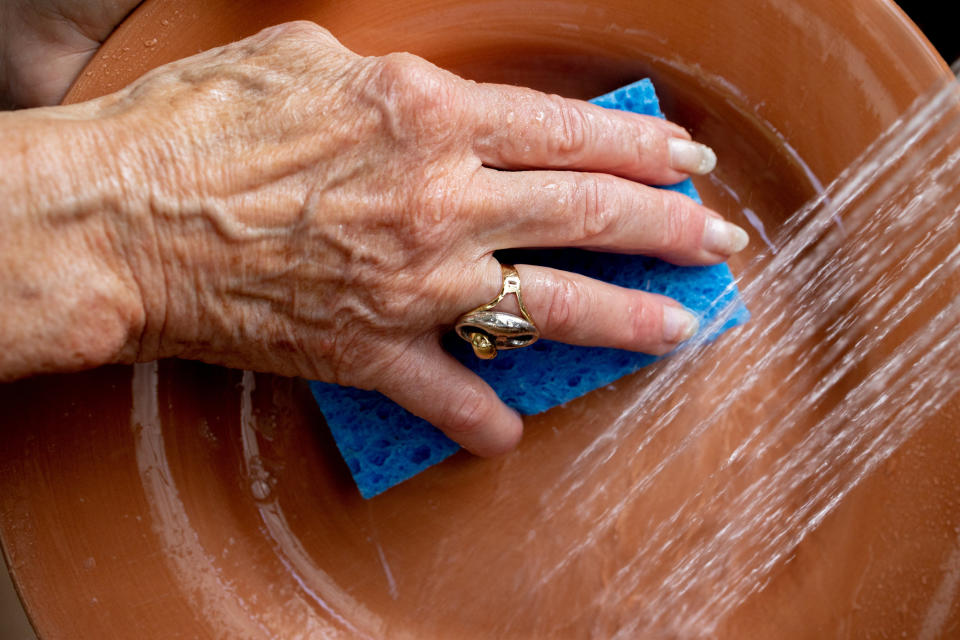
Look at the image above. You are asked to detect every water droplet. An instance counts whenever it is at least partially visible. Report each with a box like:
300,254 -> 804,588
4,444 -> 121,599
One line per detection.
144,38 -> 158,48
247,455 -> 275,501
251,478 -> 271,500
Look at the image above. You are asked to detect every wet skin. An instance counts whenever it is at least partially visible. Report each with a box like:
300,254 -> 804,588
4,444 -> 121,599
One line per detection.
0,19 -> 748,455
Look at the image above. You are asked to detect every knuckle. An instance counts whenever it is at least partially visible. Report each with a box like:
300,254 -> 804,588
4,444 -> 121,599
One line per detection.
440,386 -> 494,436
404,175 -> 466,244
634,120 -> 663,159
543,277 -> 582,336
571,175 -> 616,241
628,298 -> 663,348
658,191 -> 699,249
371,53 -> 460,126
371,273 -> 421,321
247,22 -> 345,68
373,51 -> 427,88
548,96 -> 592,157
269,20 -> 335,44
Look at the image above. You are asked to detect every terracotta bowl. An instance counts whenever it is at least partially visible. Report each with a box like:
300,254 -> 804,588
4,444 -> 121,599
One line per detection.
2,0 -> 957,638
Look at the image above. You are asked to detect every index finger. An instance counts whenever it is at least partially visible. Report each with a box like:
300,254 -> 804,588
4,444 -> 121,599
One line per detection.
468,83 -> 716,184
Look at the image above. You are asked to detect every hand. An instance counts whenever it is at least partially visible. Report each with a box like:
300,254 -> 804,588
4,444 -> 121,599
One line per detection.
90,22 -> 747,455
1,0 -> 141,107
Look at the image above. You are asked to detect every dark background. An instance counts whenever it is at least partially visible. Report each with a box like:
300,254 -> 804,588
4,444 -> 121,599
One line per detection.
898,1 -> 959,65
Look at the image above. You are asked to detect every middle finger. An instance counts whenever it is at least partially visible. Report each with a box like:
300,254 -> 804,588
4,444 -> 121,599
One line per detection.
476,168 -> 750,265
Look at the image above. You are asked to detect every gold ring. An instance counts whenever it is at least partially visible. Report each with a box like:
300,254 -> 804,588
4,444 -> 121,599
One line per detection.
454,264 -> 540,359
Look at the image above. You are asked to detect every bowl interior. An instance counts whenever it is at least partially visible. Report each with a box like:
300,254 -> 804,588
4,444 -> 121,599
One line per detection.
2,0 -> 957,638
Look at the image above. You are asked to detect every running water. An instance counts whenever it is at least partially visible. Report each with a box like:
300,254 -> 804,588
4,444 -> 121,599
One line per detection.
512,71 -> 960,636
126,68 -> 960,638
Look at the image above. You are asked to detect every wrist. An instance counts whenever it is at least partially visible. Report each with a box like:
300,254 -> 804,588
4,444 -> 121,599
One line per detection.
0,103 -> 152,378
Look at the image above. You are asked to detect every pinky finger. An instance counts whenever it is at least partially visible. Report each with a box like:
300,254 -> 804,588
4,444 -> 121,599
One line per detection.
378,340 -> 524,457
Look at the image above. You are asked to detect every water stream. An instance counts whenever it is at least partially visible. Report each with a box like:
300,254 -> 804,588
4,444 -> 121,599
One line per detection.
127,69 -> 960,638
518,70 -> 960,636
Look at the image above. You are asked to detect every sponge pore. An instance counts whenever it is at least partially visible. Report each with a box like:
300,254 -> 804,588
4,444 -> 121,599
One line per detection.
309,79 -> 749,498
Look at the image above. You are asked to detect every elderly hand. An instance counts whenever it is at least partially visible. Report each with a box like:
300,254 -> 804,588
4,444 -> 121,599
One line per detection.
0,22 -> 747,455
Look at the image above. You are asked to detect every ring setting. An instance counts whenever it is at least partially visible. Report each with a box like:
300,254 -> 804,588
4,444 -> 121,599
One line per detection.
455,264 -> 540,359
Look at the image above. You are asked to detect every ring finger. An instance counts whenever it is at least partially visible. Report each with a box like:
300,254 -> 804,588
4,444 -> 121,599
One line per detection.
465,259 -> 700,356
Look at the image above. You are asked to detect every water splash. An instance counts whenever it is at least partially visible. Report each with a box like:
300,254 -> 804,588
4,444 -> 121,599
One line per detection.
514,71 -> 960,636
126,69 -> 960,637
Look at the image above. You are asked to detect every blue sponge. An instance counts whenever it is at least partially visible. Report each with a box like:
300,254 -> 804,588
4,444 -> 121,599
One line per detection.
310,79 -> 750,498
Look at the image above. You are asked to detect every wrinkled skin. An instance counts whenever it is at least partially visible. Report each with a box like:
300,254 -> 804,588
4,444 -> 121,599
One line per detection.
0,21 -> 747,455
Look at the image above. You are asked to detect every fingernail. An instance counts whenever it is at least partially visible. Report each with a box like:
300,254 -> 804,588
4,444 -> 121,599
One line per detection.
668,138 -> 717,175
703,217 -> 750,255
662,306 -> 699,343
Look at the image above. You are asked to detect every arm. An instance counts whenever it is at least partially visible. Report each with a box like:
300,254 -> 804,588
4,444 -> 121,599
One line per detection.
0,103 -> 146,378
0,22 -> 743,454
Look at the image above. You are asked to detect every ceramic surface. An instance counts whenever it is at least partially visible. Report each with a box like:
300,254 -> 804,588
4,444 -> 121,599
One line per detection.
2,0 -> 957,637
